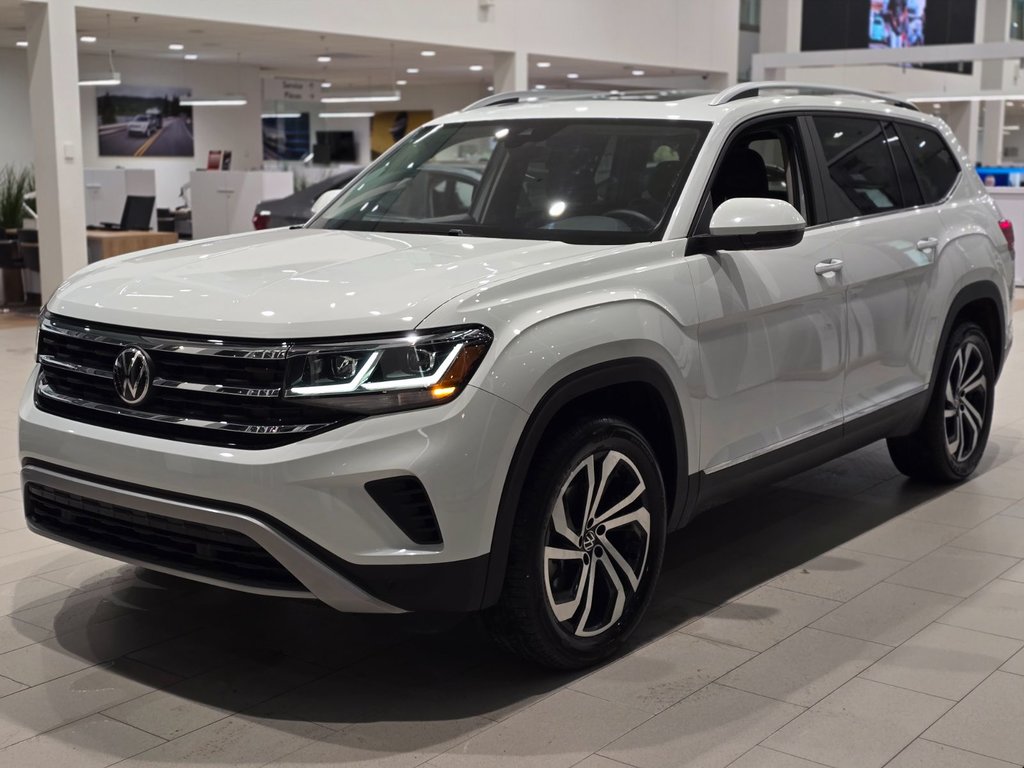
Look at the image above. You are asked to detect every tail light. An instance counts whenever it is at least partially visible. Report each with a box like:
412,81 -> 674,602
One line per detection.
999,218 -> 1014,254
252,210 -> 271,230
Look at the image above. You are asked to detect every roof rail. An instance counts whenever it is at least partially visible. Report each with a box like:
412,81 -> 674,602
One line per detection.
463,88 -> 716,111
709,81 -> 919,112
463,90 -> 606,111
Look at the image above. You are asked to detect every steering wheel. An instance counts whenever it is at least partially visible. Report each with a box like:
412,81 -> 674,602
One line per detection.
603,209 -> 658,231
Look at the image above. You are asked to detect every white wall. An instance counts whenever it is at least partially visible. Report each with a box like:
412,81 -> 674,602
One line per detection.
0,49 -> 34,172
79,53 -> 263,208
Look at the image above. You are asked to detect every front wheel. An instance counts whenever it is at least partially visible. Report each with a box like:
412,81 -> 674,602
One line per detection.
887,321 -> 994,483
484,416 -> 667,669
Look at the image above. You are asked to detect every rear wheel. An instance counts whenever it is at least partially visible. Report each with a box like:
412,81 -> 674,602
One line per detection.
887,322 -> 994,483
484,416 -> 667,669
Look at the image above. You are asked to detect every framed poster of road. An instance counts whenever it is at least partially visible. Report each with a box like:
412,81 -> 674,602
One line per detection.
96,86 -> 194,158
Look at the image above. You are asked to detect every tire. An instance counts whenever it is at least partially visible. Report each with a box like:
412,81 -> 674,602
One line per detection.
887,321 -> 994,483
484,416 -> 667,669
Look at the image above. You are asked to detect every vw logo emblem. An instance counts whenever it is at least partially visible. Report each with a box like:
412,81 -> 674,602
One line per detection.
112,347 -> 152,406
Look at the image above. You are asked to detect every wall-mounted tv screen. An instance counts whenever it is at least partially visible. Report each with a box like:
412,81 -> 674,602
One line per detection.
869,0 -> 926,48
313,131 -> 357,163
802,0 -> 976,73
262,113 -> 311,161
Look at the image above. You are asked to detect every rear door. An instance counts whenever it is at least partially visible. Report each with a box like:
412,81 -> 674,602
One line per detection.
689,116 -> 848,472
808,114 -> 942,418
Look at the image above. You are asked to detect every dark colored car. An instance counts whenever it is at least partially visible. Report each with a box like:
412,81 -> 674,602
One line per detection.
252,169 -> 363,230
252,165 -> 483,230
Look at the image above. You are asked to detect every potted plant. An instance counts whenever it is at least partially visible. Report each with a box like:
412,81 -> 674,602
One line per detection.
0,164 -> 34,237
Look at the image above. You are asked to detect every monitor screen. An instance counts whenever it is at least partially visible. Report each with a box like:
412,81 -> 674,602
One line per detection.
120,195 -> 155,231
313,131 -> 357,163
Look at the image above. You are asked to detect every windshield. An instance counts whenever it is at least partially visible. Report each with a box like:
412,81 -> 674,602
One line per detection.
310,118 -> 710,244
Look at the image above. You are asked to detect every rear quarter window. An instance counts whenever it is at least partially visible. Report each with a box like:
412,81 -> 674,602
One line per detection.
895,123 -> 960,203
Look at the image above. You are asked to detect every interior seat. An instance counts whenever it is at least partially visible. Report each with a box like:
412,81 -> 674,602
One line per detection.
711,146 -> 770,207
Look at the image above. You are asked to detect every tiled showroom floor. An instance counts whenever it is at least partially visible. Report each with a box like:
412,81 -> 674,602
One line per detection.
3,308 -> 1024,768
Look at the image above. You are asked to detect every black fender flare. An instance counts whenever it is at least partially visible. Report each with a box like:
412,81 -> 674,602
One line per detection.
479,357 -> 690,608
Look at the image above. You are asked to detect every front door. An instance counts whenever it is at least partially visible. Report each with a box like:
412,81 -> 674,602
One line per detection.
688,117 -> 847,472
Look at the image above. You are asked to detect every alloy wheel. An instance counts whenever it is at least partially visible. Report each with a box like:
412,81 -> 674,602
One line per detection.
543,450 -> 651,638
944,340 -> 988,463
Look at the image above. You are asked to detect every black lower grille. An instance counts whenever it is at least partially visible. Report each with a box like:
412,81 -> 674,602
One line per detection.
25,483 -> 305,592
365,476 -> 443,545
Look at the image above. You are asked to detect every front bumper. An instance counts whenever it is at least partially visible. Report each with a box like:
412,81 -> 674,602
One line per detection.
19,369 -> 528,612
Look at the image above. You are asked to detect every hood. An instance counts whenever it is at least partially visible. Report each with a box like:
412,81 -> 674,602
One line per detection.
49,228 -> 597,338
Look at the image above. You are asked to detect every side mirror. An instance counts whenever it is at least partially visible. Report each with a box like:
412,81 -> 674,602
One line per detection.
310,189 -> 343,216
688,198 -> 806,254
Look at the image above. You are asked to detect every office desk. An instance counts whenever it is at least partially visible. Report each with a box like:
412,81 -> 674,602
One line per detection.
87,230 -> 179,262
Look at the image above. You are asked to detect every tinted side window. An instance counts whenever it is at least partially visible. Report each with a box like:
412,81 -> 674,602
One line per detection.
813,116 -> 903,221
896,124 -> 960,203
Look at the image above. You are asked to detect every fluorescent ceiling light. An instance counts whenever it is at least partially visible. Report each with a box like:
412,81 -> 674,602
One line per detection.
534,84 -> 547,90
262,112 -> 301,119
319,112 -> 374,118
317,55 -> 331,63
321,81 -> 332,88
168,43 -> 184,51
322,91 -> 400,103
16,41 -> 27,48
184,53 -> 198,60
181,97 -> 248,106
536,61 -> 551,68
406,67 -> 419,74
1005,124 -> 1021,131
420,50 -> 436,57
79,73 -> 122,86
80,35 -> 97,43
469,65 -> 483,72
396,79 -> 408,86
567,73 -> 579,79
632,69 -> 646,76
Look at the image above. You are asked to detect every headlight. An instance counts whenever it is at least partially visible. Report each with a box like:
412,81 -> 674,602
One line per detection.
283,325 -> 492,414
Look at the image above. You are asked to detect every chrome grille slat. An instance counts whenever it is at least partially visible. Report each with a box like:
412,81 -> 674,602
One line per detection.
37,381 -> 330,435
34,314 -> 353,449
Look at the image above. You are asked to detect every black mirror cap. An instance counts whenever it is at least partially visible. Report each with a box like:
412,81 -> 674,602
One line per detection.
684,227 -> 804,255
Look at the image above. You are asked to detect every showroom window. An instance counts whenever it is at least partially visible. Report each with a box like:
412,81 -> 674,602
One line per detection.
896,123 -> 961,203
1013,0 -> 1024,40
740,0 -> 761,32
813,115 -> 904,220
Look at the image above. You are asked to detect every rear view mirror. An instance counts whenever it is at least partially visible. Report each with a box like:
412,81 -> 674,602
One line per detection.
688,198 -> 806,253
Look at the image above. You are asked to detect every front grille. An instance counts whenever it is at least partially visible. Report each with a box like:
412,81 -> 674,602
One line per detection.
25,483 -> 305,592
35,314 -> 352,449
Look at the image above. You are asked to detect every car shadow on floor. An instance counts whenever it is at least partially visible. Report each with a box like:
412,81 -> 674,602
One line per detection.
8,439 -> 1017,747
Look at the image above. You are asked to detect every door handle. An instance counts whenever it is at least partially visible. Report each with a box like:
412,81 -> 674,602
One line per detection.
916,237 -> 939,252
814,258 -> 844,276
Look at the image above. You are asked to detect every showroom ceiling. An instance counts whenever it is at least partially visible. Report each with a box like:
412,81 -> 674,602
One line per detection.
0,6 -> 687,90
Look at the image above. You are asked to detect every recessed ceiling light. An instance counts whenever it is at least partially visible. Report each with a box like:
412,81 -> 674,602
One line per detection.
632,69 -> 645,76
406,67 -> 419,74
317,55 -> 332,63
168,43 -> 184,51
469,65 -> 483,72
16,40 -> 28,48
420,50 -> 436,57
184,53 -> 198,60
321,81 -> 332,89
487,85 -> 495,92
396,79 -> 408,85
566,73 -> 579,79
535,84 -> 547,90
537,61 -> 551,68
1009,101 -> 1016,107
80,35 -> 97,43
933,103 -> 941,109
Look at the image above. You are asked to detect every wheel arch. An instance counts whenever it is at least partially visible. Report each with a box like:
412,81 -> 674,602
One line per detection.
480,357 -> 691,608
934,281 -> 1007,384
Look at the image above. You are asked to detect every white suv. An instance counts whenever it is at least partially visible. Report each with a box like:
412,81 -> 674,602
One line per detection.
19,83 -> 1015,668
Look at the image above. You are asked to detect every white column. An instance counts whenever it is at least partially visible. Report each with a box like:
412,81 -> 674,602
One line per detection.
494,51 -> 527,93
946,101 -> 981,163
757,0 -> 801,79
26,0 -> 87,302
980,0 -> 1013,164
